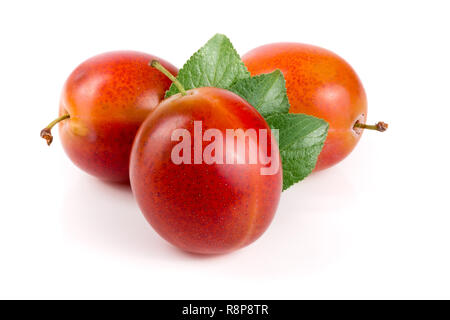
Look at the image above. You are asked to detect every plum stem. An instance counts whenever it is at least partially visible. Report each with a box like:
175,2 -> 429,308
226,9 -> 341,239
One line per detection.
354,121 -> 388,132
40,113 -> 70,146
150,60 -> 186,96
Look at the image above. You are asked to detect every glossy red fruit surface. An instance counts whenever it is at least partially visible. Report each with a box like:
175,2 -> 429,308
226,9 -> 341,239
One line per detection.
243,43 -> 367,171
130,87 -> 282,254
58,51 -> 177,182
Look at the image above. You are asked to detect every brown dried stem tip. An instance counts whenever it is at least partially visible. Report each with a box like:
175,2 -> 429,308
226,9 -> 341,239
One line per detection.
40,128 -> 53,145
40,113 -> 70,146
354,121 -> 389,132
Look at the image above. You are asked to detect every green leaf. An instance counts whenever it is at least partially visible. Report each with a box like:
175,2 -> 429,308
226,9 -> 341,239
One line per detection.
266,113 -> 329,191
228,69 -> 327,190
165,34 -> 250,97
229,70 -> 290,118
163,33 -> 328,190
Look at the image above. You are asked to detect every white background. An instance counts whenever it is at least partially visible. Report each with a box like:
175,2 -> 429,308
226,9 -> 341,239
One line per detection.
1,0 -> 449,299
